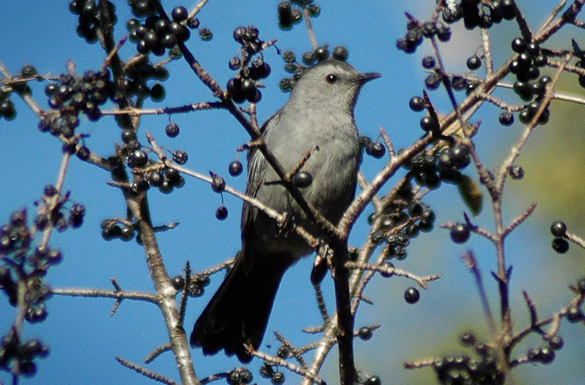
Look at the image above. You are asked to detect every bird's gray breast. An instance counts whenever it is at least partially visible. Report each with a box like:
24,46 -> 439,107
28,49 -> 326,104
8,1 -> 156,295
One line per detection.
249,108 -> 360,257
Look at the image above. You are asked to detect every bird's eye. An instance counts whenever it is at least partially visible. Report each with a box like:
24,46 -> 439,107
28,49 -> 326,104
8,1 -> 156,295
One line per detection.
326,74 -> 337,84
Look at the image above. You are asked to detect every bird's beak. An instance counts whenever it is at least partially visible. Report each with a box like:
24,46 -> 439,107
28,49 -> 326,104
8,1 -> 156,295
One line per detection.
358,72 -> 382,83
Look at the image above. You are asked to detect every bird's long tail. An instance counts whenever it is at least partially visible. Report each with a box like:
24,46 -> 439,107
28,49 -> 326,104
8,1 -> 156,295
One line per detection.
190,251 -> 291,362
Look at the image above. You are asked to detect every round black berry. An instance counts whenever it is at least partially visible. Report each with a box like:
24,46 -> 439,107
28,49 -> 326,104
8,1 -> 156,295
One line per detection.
211,173 -> 226,193
172,150 -> 188,164
552,238 -> 569,254
550,221 -> 567,237
404,287 -> 420,304
499,111 -> 514,126
171,6 -> 188,22
460,332 -> 475,346
511,37 -> 527,53
509,165 -> 524,179
539,346 -> 555,364
293,171 -> 313,188
166,122 -> 180,138
332,46 -> 349,61
422,56 -> 436,69
450,223 -> 470,243
314,45 -> 330,61
171,275 -> 185,290
420,116 -> 439,132
366,142 -> 386,159
216,205 -> 228,220
229,160 -> 243,176
409,96 -> 425,112
466,55 -> 482,70
424,73 -> 441,90
548,335 -> 564,350
130,149 -> 148,167
120,225 -> 135,241
358,327 -> 373,341
150,83 -> 166,101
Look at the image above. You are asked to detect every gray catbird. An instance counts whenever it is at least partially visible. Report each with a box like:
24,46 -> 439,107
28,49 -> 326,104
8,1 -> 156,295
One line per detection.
191,59 -> 380,362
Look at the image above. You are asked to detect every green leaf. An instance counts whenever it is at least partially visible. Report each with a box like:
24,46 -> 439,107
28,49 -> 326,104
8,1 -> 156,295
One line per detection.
457,175 -> 483,216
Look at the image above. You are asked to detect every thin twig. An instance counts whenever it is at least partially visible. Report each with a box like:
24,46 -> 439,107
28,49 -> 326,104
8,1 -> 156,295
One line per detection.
116,356 -> 179,385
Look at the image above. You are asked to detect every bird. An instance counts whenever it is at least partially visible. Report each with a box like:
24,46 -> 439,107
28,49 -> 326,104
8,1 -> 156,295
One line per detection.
191,59 -> 380,362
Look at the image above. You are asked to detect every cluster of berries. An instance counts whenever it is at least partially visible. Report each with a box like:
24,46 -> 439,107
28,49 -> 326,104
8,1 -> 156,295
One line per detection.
119,61 -> 169,107
259,362 -> 285,384
370,198 -> 436,262
0,206 -> 78,376
396,18 -> 451,54
226,26 -> 270,103
116,124 -> 188,197
34,188 -> 86,234
507,38 -> 551,125
225,367 -> 253,384
457,0 -> 517,29
40,69 -> 115,138
1,204 -> 78,279
526,335 -> 565,365
146,167 -> 186,195
277,1 -> 320,30
404,143 -> 471,190
0,80 -> 17,121
432,334 -> 504,385
100,219 -> 135,242
0,330 -> 49,378
127,6 -> 192,56
550,221 -> 569,254
69,0 -> 117,44
170,274 -> 211,297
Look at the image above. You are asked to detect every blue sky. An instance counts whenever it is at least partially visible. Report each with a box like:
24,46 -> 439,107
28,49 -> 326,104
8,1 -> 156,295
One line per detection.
1,1 -> 584,384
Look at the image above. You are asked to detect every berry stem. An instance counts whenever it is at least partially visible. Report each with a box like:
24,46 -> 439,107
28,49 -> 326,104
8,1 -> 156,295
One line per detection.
302,6 -> 319,51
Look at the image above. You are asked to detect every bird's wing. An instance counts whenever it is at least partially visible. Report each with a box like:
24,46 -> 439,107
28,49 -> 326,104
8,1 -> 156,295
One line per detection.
240,110 -> 282,273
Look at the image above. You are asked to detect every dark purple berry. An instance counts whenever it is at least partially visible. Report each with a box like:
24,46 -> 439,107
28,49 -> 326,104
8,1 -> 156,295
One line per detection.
171,275 -> 185,290
548,335 -> 564,350
466,55 -> 482,70
173,150 -> 188,164
216,205 -> 228,220
499,111 -> 514,126
293,171 -> 313,188
229,160 -> 243,176
210,173 -> 226,193
511,37 -> 527,53
420,116 -> 439,132
409,96 -> 425,112
422,56 -> 436,69
171,6 -> 188,22
366,142 -> 386,158
451,223 -> 470,243
550,221 -> 567,237
332,46 -> 349,61
404,287 -> 420,304
509,165 -> 524,179
166,122 -> 180,137
552,238 -> 569,254
358,327 -> 373,341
